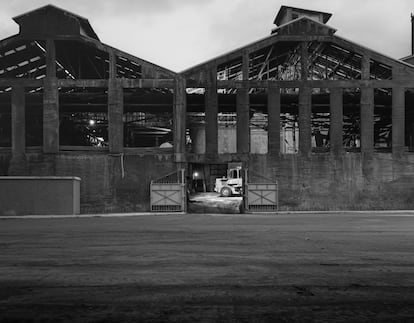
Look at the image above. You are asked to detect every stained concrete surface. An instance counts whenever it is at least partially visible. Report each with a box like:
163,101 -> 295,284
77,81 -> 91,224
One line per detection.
188,192 -> 243,213
0,213 -> 414,322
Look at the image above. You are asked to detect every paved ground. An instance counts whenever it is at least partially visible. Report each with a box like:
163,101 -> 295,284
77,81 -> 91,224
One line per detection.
188,192 -> 243,213
1,213 -> 414,322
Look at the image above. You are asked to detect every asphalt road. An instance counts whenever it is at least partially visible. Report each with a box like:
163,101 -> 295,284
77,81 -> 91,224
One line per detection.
1,213 -> 414,322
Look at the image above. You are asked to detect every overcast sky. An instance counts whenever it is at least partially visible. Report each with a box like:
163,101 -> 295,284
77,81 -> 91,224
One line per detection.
0,0 -> 412,72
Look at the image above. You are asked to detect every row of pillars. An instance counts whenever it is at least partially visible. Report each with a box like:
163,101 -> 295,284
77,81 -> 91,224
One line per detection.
11,82 -> 405,160
10,39 -> 188,164
202,44 -> 406,156
8,40 -> 407,161
202,84 -> 406,157
10,77 -> 187,158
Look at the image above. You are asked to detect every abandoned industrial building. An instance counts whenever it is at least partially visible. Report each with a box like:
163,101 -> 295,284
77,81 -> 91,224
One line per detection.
1,4 -> 414,215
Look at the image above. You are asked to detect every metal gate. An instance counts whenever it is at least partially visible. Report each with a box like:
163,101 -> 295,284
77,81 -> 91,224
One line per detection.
244,169 -> 278,212
150,169 -> 186,212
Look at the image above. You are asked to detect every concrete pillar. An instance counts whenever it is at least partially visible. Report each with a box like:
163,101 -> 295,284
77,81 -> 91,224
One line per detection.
268,84 -> 280,155
109,51 -> 117,79
108,51 -> 124,153
205,68 -> 218,155
46,39 -> 56,77
236,87 -> 250,154
361,55 -> 370,80
360,87 -> 374,153
108,78 -> 124,153
43,39 -> 59,153
242,52 -> 249,80
360,54 -> 373,153
330,88 -> 343,155
298,41 -> 311,156
173,76 -> 187,162
298,86 -> 312,156
392,86 -> 405,154
43,77 -> 59,153
301,42 -> 309,81
11,85 -> 25,156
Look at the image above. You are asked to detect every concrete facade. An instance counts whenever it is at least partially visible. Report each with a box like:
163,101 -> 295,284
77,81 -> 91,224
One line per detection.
1,5 -> 414,213
0,152 -> 176,213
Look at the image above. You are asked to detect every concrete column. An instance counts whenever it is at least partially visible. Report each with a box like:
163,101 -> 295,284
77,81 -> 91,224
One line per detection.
298,86 -> 312,156
236,87 -> 250,154
360,54 -> 373,153
392,86 -> 405,154
109,51 -> 117,79
46,39 -> 56,78
173,76 -> 187,162
360,87 -> 374,153
242,52 -> 249,80
330,88 -> 343,155
205,68 -> 218,155
43,39 -> 59,153
108,78 -> 124,153
11,85 -> 25,156
43,77 -> 59,153
361,55 -> 370,80
268,84 -> 280,155
301,42 -> 309,81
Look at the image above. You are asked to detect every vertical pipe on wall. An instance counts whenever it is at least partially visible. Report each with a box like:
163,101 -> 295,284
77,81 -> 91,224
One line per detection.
411,13 -> 414,56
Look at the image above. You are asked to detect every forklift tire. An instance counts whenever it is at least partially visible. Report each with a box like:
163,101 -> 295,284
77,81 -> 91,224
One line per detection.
220,187 -> 232,197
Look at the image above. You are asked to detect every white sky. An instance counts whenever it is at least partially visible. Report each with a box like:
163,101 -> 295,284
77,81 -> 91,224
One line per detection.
0,0 -> 412,72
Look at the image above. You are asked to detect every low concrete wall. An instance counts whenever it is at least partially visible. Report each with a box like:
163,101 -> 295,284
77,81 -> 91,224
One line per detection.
1,151 -> 414,213
3,152 -> 177,213
249,153 -> 414,211
0,176 -> 80,215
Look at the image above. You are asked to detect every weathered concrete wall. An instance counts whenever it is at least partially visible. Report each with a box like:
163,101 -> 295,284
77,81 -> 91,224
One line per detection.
249,153 -> 414,210
0,152 -> 176,214
1,151 -> 414,213
0,154 -> 10,175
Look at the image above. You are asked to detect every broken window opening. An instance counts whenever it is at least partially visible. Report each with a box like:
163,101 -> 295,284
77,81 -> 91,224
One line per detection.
0,93 -> 11,147
281,88 -> 299,154
405,89 -> 414,152
123,88 -> 173,148
343,88 -> 361,151
374,88 -> 392,151
26,88 -> 43,147
312,88 -> 330,152
55,41 -> 109,79
250,88 -> 268,154
59,87 -> 108,147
